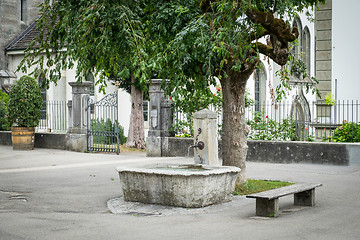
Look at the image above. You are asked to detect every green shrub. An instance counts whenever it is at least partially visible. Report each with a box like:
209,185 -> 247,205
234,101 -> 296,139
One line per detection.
331,122 -> 360,142
7,76 -> 43,127
247,112 -> 297,141
91,119 -> 127,144
0,91 -> 10,131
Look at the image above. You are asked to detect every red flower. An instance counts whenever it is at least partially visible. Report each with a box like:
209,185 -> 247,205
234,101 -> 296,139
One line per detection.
169,96 -> 172,100
265,115 -> 268,118
305,128 -> 308,131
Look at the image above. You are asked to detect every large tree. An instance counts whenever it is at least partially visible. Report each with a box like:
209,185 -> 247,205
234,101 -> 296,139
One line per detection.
19,0 -> 199,149
20,0 -> 324,183
156,0 -> 324,184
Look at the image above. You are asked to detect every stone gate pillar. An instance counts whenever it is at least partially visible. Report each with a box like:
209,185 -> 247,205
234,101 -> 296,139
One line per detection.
146,79 -> 174,157
65,81 -> 93,152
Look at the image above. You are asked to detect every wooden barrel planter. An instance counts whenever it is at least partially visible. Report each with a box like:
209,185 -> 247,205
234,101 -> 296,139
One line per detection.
11,126 -> 35,150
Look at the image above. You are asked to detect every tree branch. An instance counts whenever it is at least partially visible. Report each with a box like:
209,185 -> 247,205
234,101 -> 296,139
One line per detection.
253,40 -> 289,66
245,8 -> 298,66
245,8 -> 298,44
248,29 -> 269,43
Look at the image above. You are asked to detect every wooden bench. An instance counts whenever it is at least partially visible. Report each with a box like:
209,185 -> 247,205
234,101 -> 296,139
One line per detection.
246,183 -> 322,217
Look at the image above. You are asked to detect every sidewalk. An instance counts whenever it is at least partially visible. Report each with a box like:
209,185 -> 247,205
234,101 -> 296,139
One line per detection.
0,145 -> 360,240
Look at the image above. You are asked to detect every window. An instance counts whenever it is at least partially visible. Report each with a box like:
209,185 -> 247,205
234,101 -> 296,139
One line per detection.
254,63 -> 267,112
38,74 -> 47,120
86,72 -> 95,114
292,17 -> 303,60
20,0 -> 27,22
143,101 -> 149,121
302,26 -> 311,75
86,72 -> 95,96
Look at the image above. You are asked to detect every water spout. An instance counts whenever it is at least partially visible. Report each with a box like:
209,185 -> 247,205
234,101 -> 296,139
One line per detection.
189,141 -> 205,150
191,128 -> 205,150
189,128 -> 205,164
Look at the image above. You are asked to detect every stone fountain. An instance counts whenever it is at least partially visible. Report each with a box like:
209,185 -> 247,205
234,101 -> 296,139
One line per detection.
117,163 -> 240,208
118,86 -> 240,207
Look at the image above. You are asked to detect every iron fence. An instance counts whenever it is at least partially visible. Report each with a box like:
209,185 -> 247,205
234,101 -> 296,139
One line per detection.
251,100 -> 360,141
36,101 -> 68,133
173,100 -> 360,142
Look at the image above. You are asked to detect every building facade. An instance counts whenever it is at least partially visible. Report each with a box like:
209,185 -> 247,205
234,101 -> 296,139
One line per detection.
315,0 -> 360,101
0,0 -> 43,88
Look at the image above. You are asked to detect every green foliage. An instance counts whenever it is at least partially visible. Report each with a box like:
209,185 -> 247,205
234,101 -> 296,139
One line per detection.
0,91 -> 10,131
7,76 -> 43,127
160,0 -> 324,104
19,0 -> 325,98
173,87 -> 254,137
324,92 -> 336,105
331,122 -> 360,142
18,0 -> 201,94
247,112 -> 297,141
274,46 -> 320,102
172,85 -> 222,136
91,119 -> 127,145
245,91 -> 255,108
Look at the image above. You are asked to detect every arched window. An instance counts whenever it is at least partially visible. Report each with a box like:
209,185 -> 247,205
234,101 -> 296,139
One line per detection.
302,26 -> 311,75
254,63 -> 267,112
292,17 -> 303,60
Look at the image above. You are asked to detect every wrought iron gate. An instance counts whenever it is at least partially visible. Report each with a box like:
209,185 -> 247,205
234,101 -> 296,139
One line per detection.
87,91 -> 120,154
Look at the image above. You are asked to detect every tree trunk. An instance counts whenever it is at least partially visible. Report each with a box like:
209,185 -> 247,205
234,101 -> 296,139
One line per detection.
220,70 -> 251,185
126,74 -> 145,149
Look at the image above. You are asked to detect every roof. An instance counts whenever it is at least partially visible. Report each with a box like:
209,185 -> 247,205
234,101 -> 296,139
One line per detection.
5,16 -> 44,52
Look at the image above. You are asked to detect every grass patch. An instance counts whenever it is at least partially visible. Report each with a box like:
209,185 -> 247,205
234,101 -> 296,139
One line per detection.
119,144 -> 146,153
234,179 -> 294,195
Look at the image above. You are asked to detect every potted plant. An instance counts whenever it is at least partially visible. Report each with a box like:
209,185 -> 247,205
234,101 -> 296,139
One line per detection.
8,76 -> 43,150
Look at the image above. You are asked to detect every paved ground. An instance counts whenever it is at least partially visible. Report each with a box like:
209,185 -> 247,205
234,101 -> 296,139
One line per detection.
1,145 -> 360,240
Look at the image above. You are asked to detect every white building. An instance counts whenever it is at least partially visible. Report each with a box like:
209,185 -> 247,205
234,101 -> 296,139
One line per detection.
317,0 -> 360,101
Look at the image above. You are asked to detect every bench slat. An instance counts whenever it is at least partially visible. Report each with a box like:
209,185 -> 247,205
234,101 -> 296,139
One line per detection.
246,183 -> 322,200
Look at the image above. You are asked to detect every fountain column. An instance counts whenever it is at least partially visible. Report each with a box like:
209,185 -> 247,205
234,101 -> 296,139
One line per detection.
193,109 -> 220,166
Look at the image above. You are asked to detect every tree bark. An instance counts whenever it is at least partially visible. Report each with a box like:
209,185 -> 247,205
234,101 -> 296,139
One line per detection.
126,73 -> 145,149
221,65 -> 254,185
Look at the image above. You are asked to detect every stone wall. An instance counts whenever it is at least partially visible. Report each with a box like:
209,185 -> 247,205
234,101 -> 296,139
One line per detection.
165,137 -> 360,166
0,131 -> 11,146
0,131 -> 66,150
1,130 -> 359,166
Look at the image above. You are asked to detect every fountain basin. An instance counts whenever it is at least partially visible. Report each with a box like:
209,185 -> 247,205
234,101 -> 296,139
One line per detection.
117,164 -> 240,208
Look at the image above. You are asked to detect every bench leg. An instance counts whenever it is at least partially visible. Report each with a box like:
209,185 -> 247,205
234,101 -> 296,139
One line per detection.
294,189 -> 315,206
256,198 -> 279,217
